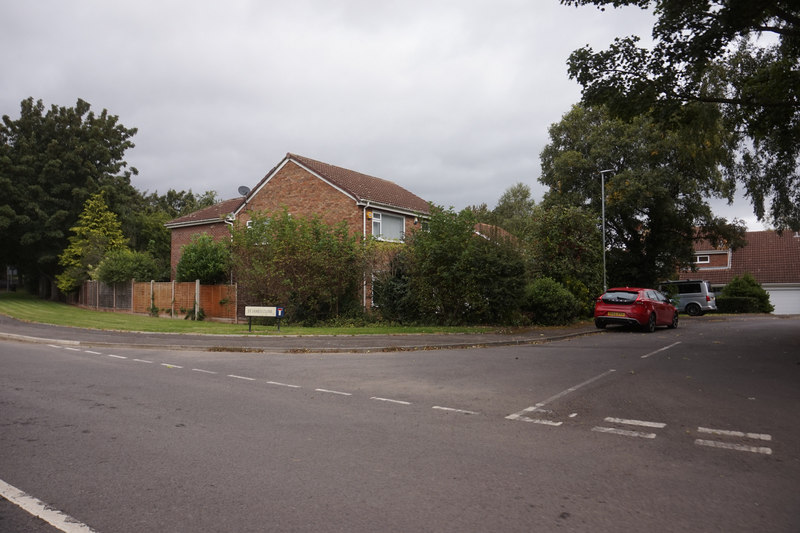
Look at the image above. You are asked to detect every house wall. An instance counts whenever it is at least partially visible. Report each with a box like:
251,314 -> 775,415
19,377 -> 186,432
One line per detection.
239,161 -> 364,233
170,221 -> 231,279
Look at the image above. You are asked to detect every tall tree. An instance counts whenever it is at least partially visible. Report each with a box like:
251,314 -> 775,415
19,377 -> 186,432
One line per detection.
562,0 -> 800,230
56,193 -> 128,293
0,98 -> 138,295
540,104 -> 745,288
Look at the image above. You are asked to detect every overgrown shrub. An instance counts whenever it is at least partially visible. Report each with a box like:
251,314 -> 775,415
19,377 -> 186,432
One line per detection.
721,273 -> 773,313
176,234 -> 230,284
716,296 -> 760,314
94,249 -> 159,283
522,277 -> 581,326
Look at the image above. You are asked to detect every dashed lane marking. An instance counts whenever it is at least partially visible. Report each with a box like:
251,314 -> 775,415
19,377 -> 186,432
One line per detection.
192,368 -> 217,374
604,417 -> 666,429
371,397 -> 411,405
133,358 -> 154,364
592,426 -> 657,439
640,341 -> 682,359
506,369 -> 616,422
697,426 -> 771,441
228,374 -> 255,381
267,381 -> 301,389
695,439 -> 772,455
84,350 -> 101,355
161,363 -> 182,369
315,388 -> 352,396
432,406 -> 479,415
107,354 -> 127,359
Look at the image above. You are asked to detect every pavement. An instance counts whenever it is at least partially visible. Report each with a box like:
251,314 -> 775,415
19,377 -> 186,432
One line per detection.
0,313 -> 601,353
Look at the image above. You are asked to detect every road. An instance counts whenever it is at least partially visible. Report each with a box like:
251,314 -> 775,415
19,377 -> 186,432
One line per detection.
1,316 -> 798,532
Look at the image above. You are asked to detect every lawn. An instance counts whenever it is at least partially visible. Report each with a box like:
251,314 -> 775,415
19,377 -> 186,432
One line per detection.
0,291 -> 493,336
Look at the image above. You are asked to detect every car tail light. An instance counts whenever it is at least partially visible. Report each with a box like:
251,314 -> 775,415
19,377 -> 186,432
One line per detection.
706,295 -> 711,302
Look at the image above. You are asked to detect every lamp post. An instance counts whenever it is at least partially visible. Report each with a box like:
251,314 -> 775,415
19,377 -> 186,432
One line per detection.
599,169 -> 615,293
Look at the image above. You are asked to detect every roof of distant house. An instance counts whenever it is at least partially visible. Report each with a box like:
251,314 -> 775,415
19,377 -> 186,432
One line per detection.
164,197 -> 244,228
683,230 -> 800,285
249,153 -> 430,215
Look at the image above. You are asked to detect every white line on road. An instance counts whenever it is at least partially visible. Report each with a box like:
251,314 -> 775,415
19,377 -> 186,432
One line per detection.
371,397 -> 411,405
605,417 -> 666,429
107,354 -> 127,359
64,347 -> 81,351
47,345 -> 62,349
84,350 -> 101,355
641,341 -> 682,359
133,359 -> 154,364
432,406 -> 479,415
0,478 -> 98,533
192,368 -> 217,374
267,381 -> 301,389
592,426 -> 657,439
161,363 -> 182,369
697,426 -> 772,441
228,374 -> 255,381
515,417 -> 563,426
695,439 -> 772,455
315,388 -> 352,396
506,368 -> 616,421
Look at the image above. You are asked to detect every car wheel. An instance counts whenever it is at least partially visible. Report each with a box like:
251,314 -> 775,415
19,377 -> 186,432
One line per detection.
645,313 -> 656,333
595,319 -> 606,329
686,302 -> 701,316
668,311 -> 678,329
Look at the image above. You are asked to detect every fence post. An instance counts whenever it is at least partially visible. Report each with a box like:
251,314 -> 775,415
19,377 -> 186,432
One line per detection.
130,279 -> 135,312
195,279 -> 200,320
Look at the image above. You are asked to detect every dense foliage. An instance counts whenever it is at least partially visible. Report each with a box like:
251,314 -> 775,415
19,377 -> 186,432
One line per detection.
0,98 -> 138,295
56,193 -> 128,293
521,277 -> 582,326
539,104 -> 746,288
720,273 -> 774,313
175,234 -> 231,285
373,206 -> 526,325
93,249 -> 159,283
562,0 -> 800,230
230,211 -> 368,324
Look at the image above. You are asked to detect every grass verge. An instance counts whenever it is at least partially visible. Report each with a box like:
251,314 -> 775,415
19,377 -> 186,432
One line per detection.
0,291 -> 493,336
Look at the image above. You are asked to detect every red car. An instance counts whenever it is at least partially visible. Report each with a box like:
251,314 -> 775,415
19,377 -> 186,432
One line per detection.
594,287 -> 679,332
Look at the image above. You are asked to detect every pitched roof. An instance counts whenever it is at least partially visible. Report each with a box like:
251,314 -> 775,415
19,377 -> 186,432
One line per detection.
682,230 -> 800,285
260,153 -> 430,214
165,197 -> 245,228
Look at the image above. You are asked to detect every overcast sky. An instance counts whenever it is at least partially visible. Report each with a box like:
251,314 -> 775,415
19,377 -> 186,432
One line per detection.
2,0 -> 763,228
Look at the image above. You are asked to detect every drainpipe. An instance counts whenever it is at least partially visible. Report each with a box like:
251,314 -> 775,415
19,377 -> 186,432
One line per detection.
224,213 -> 235,285
362,202 -> 371,309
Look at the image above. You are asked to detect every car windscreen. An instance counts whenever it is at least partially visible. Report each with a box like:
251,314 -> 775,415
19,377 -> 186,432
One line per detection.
601,291 -> 639,303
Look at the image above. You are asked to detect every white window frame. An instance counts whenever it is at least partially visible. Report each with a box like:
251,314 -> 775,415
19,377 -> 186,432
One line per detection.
694,255 -> 710,264
372,211 -> 404,241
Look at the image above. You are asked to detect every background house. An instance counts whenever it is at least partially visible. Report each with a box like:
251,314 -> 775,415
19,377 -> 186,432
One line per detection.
680,230 -> 800,314
165,153 -> 430,303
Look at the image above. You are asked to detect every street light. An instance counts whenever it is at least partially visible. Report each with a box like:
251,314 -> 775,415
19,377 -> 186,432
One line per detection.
599,169 -> 615,292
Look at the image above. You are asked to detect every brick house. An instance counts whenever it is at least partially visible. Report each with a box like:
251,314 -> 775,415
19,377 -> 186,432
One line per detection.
165,153 -> 430,305
679,230 -> 800,314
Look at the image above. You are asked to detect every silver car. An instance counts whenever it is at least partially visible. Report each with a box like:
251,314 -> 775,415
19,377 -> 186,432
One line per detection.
658,280 -> 716,316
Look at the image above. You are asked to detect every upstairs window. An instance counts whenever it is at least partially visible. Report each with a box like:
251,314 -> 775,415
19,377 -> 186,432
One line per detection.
694,255 -> 710,264
372,211 -> 404,241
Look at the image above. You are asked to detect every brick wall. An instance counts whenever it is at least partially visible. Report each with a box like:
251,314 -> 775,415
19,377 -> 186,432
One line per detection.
240,161 -> 365,233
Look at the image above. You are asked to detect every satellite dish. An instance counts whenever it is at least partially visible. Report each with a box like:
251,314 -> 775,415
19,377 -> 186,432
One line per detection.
238,186 -> 251,196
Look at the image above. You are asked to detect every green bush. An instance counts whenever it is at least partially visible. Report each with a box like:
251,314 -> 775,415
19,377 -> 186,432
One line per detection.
721,273 -> 773,313
94,249 -> 159,283
522,277 -> 581,326
176,234 -> 230,284
716,296 -> 760,314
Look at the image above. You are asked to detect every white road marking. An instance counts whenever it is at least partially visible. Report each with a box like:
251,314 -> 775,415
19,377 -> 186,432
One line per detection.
515,417 -> 563,426
371,397 -> 411,405
107,354 -> 127,359
133,359 -> 153,364
592,426 -> 657,439
432,406 -> 479,415
695,439 -> 772,455
161,363 -> 182,369
47,344 -> 62,349
192,368 -> 217,374
84,350 -> 101,355
697,426 -> 771,441
641,341 -> 682,359
0,478 -> 98,533
228,374 -> 255,381
64,347 -> 81,352
605,417 -> 666,429
267,381 -> 301,388
315,388 -> 352,396
506,369 -> 616,421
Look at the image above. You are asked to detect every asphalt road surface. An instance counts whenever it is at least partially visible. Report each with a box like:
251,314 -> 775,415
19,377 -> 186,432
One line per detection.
1,316 -> 798,532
